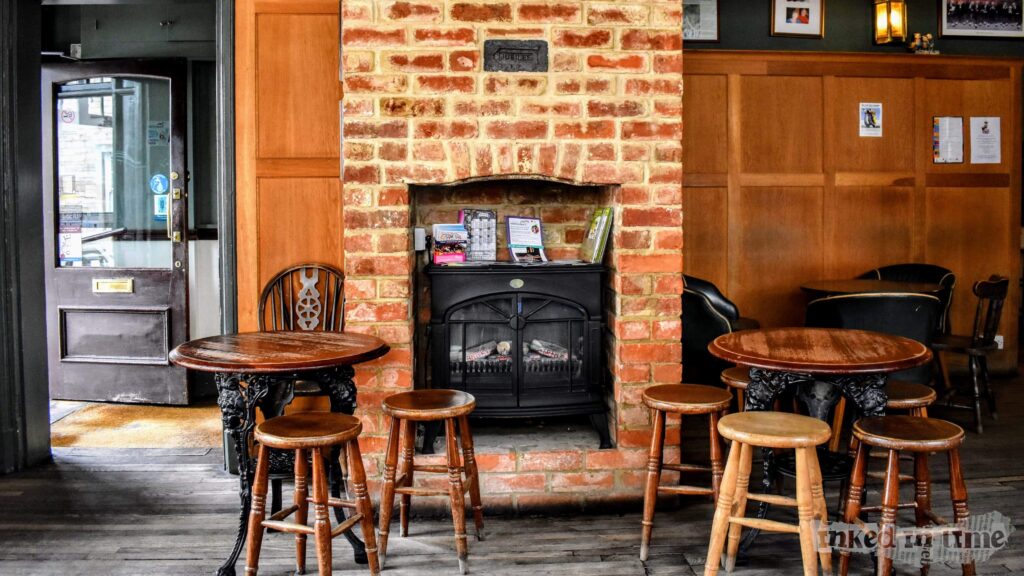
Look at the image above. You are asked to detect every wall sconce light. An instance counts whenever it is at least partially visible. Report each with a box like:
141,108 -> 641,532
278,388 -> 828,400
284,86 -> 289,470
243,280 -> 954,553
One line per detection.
874,0 -> 908,44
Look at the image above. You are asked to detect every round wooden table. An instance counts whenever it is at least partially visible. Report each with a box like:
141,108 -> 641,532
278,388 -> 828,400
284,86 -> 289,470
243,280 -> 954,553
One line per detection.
800,279 -> 943,300
170,331 -> 389,576
709,327 -> 931,550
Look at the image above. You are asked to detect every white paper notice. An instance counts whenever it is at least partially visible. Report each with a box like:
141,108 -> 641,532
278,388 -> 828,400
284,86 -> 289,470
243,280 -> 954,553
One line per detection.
932,117 -> 964,164
970,117 -> 1001,164
859,103 -> 882,137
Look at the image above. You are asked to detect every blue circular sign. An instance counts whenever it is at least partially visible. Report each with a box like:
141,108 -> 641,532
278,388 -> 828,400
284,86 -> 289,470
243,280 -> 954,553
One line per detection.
149,174 -> 169,194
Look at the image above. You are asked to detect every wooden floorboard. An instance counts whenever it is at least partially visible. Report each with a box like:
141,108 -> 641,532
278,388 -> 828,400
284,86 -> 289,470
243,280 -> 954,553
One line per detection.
3,378 -> 1024,575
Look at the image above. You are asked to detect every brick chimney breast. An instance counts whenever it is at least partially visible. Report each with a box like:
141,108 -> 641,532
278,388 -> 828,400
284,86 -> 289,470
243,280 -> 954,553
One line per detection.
341,0 -> 684,508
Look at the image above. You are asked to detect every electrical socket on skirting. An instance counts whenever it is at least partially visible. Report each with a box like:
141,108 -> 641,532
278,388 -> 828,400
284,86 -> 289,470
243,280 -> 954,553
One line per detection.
995,334 -> 1004,349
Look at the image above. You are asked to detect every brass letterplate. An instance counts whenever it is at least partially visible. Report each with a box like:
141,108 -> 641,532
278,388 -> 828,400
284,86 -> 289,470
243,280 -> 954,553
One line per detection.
92,278 -> 134,294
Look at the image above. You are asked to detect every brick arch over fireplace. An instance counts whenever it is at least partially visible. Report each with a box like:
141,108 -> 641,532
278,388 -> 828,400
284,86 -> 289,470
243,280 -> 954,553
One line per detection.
340,0 -> 684,505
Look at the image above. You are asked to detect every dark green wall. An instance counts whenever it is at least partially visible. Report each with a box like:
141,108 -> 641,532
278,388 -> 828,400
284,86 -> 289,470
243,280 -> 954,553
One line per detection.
696,0 -> 1024,57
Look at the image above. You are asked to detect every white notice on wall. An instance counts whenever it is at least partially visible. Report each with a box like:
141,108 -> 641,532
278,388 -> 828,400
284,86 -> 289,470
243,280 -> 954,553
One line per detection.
932,117 -> 964,164
970,117 -> 1001,164
859,103 -> 882,137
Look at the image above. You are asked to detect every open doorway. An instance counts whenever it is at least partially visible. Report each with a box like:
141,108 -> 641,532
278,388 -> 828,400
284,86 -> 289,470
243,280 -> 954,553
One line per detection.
42,1 -> 223,450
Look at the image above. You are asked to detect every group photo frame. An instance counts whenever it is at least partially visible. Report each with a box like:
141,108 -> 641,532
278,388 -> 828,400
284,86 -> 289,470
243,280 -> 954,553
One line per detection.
771,0 -> 825,38
940,0 -> 1024,38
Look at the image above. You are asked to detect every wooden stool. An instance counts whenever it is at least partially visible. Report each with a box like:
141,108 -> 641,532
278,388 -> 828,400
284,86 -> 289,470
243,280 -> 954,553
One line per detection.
720,367 -> 749,411
245,412 -> 379,576
379,390 -> 483,574
704,412 -> 832,576
640,384 -> 731,561
832,379 -> 938,453
840,416 -> 972,576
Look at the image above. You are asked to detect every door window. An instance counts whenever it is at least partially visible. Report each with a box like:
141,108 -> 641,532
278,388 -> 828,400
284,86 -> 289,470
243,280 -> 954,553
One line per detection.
55,76 -> 173,268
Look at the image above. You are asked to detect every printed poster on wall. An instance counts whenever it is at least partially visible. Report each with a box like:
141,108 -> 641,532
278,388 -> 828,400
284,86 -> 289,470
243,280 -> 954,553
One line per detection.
932,117 -> 964,164
859,103 -> 882,137
970,117 -> 1001,164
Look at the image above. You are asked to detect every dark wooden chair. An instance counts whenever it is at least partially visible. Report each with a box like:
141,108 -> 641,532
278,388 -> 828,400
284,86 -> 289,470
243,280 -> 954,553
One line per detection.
858,263 -> 956,334
378,389 -> 483,575
933,275 -> 1009,434
245,413 -> 380,576
257,264 -> 348,516
840,415 -> 972,576
640,384 -> 730,561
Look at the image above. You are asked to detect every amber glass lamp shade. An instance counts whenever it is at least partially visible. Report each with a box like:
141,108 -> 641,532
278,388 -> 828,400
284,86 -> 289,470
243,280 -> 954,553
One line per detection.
874,0 -> 907,44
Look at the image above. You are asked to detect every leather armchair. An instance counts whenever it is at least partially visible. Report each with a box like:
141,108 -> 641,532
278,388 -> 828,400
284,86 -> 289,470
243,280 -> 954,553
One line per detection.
682,275 -> 760,385
806,292 -> 941,385
858,263 -> 956,334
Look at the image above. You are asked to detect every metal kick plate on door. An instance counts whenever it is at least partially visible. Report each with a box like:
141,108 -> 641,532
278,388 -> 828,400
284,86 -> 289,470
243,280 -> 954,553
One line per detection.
92,278 -> 134,294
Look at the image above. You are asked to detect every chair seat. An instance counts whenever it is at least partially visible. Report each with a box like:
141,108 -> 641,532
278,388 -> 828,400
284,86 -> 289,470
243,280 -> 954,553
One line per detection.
853,415 -> 964,452
932,334 -> 998,355
718,412 -> 831,449
383,389 -> 476,421
885,380 -> 937,409
642,384 -> 731,414
255,412 -> 362,449
720,366 -> 750,390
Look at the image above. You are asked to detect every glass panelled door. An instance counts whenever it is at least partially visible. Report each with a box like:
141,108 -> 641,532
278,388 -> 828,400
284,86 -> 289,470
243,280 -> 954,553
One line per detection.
43,60 -> 190,405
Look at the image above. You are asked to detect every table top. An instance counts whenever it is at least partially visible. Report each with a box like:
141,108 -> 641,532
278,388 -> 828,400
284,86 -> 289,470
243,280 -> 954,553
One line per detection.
800,279 -> 943,297
709,327 -> 932,375
168,331 -> 390,373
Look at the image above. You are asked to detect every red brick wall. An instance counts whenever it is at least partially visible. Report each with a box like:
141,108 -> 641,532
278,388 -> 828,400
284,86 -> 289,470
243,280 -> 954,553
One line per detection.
341,0 -> 684,508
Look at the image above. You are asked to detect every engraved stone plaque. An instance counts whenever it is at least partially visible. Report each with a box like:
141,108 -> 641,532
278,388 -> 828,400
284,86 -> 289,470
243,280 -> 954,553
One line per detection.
483,40 -> 548,73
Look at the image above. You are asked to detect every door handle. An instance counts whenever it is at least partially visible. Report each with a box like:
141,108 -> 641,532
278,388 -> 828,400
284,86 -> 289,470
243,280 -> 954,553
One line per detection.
166,197 -> 181,243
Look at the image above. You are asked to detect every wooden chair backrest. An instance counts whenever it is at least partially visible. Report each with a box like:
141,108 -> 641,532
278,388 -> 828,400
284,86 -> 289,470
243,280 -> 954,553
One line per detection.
258,264 -> 345,333
970,275 -> 1009,347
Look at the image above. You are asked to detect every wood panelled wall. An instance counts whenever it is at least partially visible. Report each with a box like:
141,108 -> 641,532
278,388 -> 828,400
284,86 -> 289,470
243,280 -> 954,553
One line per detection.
683,51 -> 1022,369
235,0 -> 342,331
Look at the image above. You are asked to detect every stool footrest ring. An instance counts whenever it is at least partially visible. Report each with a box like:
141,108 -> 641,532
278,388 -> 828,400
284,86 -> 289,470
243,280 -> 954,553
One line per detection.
728,517 -> 800,534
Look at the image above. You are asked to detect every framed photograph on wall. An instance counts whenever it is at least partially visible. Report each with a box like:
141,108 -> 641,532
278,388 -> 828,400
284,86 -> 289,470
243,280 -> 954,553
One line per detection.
940,0 -> 1024,38
683,0 -> 720,43
771,0 -> 825,38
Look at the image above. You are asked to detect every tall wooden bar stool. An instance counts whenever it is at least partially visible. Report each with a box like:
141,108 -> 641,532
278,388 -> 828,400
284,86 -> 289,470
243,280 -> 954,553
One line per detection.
720,367 -> 749,411
245,412 -> 380,576
840,416 -> 972,576
379,390 -> 483,574
640,384 -> 731,561
704,412 -> 832,576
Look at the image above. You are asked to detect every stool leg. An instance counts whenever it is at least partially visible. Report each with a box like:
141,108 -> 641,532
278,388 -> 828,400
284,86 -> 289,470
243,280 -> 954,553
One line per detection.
913,452 -> 932,528
736,389 -> 744,412
829,397 -> 846,453
979,355 -> 997,420
399,419 -> 416,538
294,448 -> 310,575
244,444 -> 271,576
640,408 -> 666,562
377,416 -> 402,567
703,439 -> 743,576
795,447 -> 821,576
806,447 -> 832,574
724,442 -> 752,573
968,355 -> 984,434
311,447 -> 333,576
839,441 -> 869,576
445,418 -> 469,574
948,449 -> 975,576
347,438 -> 381,576
877,449 -> 901,576
458,415 -> 485,541
709,411 -> 725,502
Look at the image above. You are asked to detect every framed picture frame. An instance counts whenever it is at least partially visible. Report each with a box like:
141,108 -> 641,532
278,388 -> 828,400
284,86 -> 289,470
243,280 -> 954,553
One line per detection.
939,0 -> 1024,39
771,0 -> 825,38
683,0 -> 720,43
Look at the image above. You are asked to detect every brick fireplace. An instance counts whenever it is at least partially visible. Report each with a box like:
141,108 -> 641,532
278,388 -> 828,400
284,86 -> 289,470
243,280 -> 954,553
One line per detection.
340,0 -> 684,510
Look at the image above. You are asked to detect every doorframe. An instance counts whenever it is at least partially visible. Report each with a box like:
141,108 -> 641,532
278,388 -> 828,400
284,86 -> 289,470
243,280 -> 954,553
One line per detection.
216,0 -> 237,335
0,0 -> 50,473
